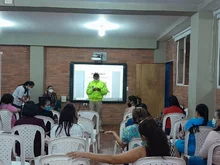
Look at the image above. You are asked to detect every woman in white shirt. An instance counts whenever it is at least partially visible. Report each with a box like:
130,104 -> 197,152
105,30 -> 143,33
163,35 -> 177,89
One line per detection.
50,103 -> 83,139
188,109 -> 220,165
12,81 -> 35,109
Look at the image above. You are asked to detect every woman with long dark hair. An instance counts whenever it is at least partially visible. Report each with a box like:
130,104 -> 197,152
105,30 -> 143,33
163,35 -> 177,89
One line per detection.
67,118 -> 170,164
188,109 -> 220,165
50,103 -> 83,138
175,104 -> 212,156
163,95 -> 185,135
43,85 -> 57,108
12,81 -> 35,109
105,107 -> 151,149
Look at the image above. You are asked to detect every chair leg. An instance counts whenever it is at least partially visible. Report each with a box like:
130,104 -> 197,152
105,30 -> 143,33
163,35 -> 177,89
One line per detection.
113,142 -> 117,155
97,133 -> 101,151
93,142 -> 98,153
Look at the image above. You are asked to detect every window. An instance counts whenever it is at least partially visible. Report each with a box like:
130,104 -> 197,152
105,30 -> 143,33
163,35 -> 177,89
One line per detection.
176,35 -> 190,86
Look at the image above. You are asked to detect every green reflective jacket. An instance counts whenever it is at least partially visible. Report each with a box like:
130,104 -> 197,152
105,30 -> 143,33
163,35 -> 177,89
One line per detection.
86,80 -> 108,101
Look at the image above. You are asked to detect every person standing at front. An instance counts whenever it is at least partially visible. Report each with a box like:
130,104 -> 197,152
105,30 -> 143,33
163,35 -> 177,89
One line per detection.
86,73 -> 108,132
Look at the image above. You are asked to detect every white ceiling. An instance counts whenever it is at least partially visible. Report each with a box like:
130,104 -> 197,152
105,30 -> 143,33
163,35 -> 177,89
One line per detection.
0,11 -> 184,38
54,0 -> 204,5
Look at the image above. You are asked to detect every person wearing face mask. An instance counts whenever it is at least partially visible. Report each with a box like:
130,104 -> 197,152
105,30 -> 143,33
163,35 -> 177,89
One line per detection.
37,98 -> 54,133
124,95 -> 138,115
86,72 -> 108,132
43,85 -> 57,109
188,109 -> 220,165
12,81 -> 35,110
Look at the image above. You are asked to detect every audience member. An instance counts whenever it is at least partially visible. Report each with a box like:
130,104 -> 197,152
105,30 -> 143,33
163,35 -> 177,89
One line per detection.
43,85 -> 57,109
105,107 -> 151,149
124,95 -> 137,115
125,103 -> 151,127
0,93 -> 21,127
163,95 -> 185,135
14,101 -> 46,157
188,109 -> 220,165
67,118 -> 170,164
175,104 -> 212,156
50,103 -> 83,139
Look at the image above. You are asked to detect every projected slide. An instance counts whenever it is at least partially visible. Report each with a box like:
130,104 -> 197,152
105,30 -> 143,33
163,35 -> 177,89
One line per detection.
70,63 -> 127,103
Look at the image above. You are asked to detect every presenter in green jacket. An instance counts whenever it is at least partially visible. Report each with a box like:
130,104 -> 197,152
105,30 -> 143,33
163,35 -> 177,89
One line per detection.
86,72 -> 108,132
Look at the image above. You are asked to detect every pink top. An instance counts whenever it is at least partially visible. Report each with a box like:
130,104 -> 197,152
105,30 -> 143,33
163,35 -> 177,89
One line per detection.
199,131 -> 220,165
0,103 -> 18,127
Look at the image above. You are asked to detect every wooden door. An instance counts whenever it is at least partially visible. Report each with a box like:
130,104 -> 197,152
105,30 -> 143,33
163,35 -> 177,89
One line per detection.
136,64 -> 165,118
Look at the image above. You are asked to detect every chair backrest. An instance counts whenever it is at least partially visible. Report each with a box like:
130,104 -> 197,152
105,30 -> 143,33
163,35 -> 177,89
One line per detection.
35,115 -> 54,130
78,117 -> 95,142
133,157 -> 186,165
11,124 -> 45,160
172,119 -> 188,142
184,108 -> 189,118
207,140 -> 220,165
128,138 -> 142,150
0,110 -> 13,132
40,155 -> 90,165
184,126 -> 213,156
120,119 -> 128,138
0,134 -> 25,165
162,113 -> 186,136
48,137 -> 87,154
78,110 -> 99,131
51,110 -> 60,121
123,113 -> 132,121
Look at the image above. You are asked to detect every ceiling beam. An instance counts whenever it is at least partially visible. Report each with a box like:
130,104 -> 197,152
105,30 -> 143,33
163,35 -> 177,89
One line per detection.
0,0 -> 197,16
199,0 -> 220,11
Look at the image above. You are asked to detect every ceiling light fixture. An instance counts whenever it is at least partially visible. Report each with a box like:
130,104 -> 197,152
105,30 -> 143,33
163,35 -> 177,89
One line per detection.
85,18 -> 119,37
0,19 -> 14,27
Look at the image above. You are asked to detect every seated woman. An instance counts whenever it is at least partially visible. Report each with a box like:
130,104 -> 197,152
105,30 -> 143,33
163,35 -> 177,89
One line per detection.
43,85 -> 57,109
163,95 -> 185,135
105,107 -> 151,150
125,103 -> 151,127
14,101 -> 46,157
175,104 -> 212,156
124,95 -> 137,115
188,109 -> 220,165
0,93 -> 21,127
50,103 -> 83,139
67,118 -> 170,164
38,97 -> 54,119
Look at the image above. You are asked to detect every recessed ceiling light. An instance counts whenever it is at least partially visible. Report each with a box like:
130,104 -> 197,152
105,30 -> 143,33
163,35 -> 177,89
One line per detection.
85,18 -> 119,37
0,19 -> 14,27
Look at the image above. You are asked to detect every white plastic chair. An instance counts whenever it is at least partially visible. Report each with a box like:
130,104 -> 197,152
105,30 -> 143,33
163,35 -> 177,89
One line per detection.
172,119 -> 188,143
162,113 -> 186,136
11,124 -> 45,163
0,110 -> 13,132
78,116 -> 97,153
184,108 -> 189,118
0,133 -> 30,165
128,138 -> 142,150
133,157 -> 186,165
123,113 -> 132,121
51,110 -> 60,121
78,110 -> 100,150
207,140 -> 220,165
35,115 -> 54,130
184,126 -> 213,156
48,137 -> 88,154
39,155 -> 90,165
113,119 -> 128,154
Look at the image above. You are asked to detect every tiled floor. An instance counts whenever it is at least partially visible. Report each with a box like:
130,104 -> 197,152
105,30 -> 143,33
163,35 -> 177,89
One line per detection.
91,125 -> 122,165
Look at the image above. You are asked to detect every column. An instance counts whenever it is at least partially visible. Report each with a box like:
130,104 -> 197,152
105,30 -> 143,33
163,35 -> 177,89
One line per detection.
188,11 -> 217,118
30,46 -> 44,103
